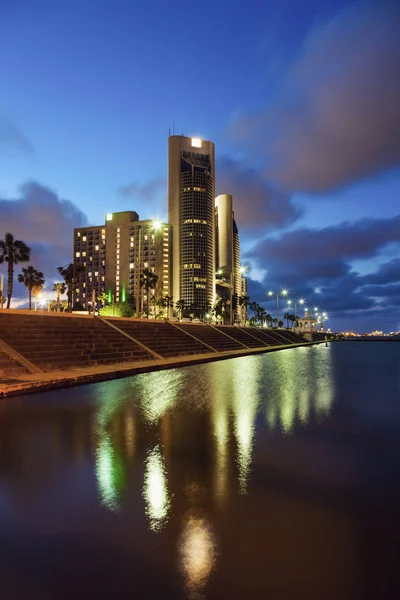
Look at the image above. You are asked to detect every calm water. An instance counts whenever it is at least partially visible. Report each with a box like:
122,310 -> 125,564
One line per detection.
1,342 -> 399,599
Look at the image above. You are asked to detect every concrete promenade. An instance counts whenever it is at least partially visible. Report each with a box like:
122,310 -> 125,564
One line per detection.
0,340 -> 320,398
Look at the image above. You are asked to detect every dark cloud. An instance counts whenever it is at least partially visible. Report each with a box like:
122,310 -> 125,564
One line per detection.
118,177 -> 167,202
243,214 -> 400,330
247,215 -> 400,266
216,157 -> 302,233
0,182 -> 88,282
361,258 -> 400,285
0,118 -> 34,156
230,0 -> 400,193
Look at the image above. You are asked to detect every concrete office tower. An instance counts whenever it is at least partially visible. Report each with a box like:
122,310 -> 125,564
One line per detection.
73,211 -> 171,309
215,194 -> 242,317
168,135 -> 215,309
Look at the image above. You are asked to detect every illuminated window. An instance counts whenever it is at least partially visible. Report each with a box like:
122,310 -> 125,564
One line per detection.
130,242 -> 134,248
77,232 -> 81,237
191,138 -> 201,147
95,245 -> 99,251
75,252 -> 80,257
82,252 -> 86,257
106,213 -> 113,221
130,263 -> 134,269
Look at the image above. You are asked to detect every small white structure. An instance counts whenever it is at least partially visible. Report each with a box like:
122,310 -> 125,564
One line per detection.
294,309 -> 317,334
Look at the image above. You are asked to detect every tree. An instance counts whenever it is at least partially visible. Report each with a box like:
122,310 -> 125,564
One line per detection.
163,295 -> 174,320
238,294 -> 250,323
53,282 -> 66,311
175,299 -> 185,320
17,266 -> 45,310
278,320 -> 283,328
97,292 -> 109,306
249,301 -> 262,325
139,269 -> 159,319
0,232 -> 30,308
283,312 -> 290,329
215,295 -> 229,324
57,263 -> 85,312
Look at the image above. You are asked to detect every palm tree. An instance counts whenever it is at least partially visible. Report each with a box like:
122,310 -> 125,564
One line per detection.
248,301 -> 260,324
0,232 -> 30,308
175,299 -> 185,321
162,295 -> 174,319
53,282 -> 66,311
17,266 -> 45,310
57,263 -> 85,312
140,269 -> 159,319
238,294 -> 250,323
97,291 -> 109,307
283,312 -> 290,328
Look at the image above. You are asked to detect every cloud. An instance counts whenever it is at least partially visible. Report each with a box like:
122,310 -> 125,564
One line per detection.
247,215 -> 400,266
216,157 -> 302,234
0,118 -> 35,156
242,214 -> 400,329
118,176 -> 167,202
230,0 -> 400,193
0,182 -> 88,284
361,258 -> 400,285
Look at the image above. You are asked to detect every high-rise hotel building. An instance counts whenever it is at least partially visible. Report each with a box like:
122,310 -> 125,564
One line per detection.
168,135 -> 215,309
73,211 -> 171,308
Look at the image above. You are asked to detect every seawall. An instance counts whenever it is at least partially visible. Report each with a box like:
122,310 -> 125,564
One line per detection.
0,310 -> 325,398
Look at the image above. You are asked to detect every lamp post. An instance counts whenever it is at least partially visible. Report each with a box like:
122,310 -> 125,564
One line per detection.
287,297 -> 304,329
268,289 -> 288,326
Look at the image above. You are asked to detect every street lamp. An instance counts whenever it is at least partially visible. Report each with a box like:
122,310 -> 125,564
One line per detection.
268,288 -> 288,326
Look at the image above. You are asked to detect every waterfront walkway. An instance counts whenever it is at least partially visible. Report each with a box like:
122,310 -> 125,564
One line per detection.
0,310 -> 322,398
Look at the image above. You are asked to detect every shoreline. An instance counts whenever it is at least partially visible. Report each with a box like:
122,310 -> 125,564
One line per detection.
0,340 -> 323,399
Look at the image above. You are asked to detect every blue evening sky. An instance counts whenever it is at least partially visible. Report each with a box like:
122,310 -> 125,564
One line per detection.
1,0 -> 399,331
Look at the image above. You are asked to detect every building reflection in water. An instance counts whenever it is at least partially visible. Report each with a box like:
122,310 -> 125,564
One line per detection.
231,357 -> 262,494
96,432 -> 125,512
265,347 -> 335,434
94,382 -> 134,511
138,369 -> 183,424
93,345 -> 334,521
179,514 -> 217,599
143,445 -> 170,532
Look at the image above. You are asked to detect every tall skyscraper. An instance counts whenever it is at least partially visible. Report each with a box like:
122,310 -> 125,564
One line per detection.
168,135 -> 215,310
215,194 -> 242,321
73,211 -> 171,310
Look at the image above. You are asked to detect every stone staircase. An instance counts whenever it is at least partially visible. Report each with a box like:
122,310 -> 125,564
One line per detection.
175,323 -> 243,352
103,318 -> 209,357
0,350 -> 29,376
0,312 -> 153,372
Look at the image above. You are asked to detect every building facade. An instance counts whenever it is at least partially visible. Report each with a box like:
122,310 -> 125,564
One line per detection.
215,193 -> 242,321
168,135 -> 215,310
73,211 -> 171,310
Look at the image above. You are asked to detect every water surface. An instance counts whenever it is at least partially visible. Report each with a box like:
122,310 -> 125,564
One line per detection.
1,342 -> 399,599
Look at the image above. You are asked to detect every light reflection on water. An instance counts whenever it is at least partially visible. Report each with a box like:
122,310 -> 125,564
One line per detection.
1,343 -> 399,600
93,346 -> 335,515
180,515 -> 217,599
143,445 -> 170,532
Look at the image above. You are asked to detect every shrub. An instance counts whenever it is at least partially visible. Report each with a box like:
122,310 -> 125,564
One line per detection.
99,302 -> 134,318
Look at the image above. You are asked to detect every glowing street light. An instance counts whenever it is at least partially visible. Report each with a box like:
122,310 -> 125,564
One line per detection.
152,219 -> 162,232
268,289 -> 288,326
